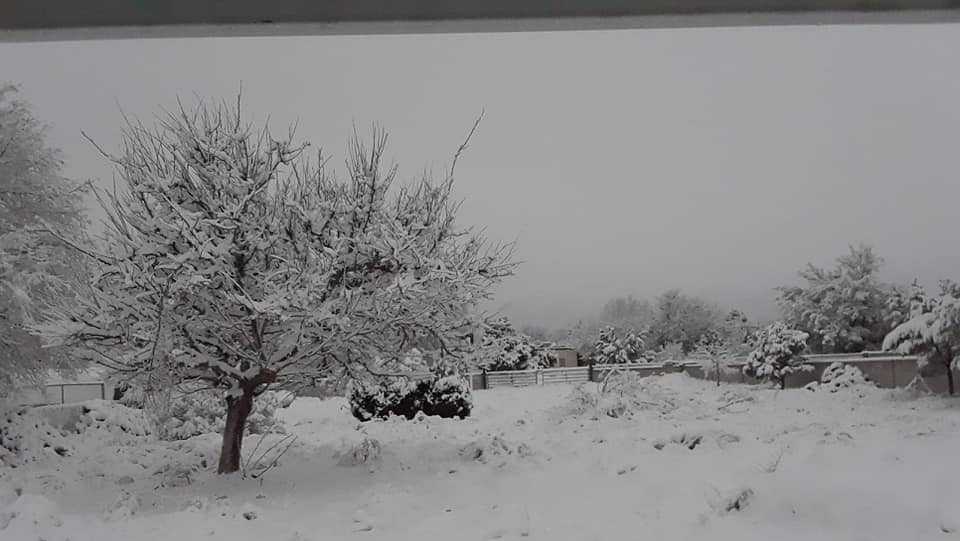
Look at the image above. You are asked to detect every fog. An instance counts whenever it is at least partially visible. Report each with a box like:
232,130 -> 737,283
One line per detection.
3,24 -> 959,328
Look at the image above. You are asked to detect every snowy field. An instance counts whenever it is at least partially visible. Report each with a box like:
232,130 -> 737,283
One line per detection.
3,374 -> 960,541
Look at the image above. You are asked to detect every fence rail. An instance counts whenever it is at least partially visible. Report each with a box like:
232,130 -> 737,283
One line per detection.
10,382 -> 107,407
467,353 -> 960,394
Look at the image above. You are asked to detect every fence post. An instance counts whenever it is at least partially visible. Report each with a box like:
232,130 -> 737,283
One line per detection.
481,369 -> 488,390
536,370 -> 544,386
101,382 -> 106,400
588,362 -> 594,382
60,385 -> 65,405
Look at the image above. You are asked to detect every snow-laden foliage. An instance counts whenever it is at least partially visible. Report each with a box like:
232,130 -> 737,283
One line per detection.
0,406 -> 70,467
0,85 -> 87,397
882,280 -> 960,394
117,383 -> 284,440
474,317 -> 557,371
651,342 -> 685,363
31,98 -> 514,472
76,400 -> 152,438
649,289 -> 724,354
693,329 -> 738,385
569,371 -> 685,419
805,362 -> 873,393
742,321 -> 810,389
599,295 -> 656,335
777,244 -> 900,353
592,326 -> 647,364
348,372 -> 472,421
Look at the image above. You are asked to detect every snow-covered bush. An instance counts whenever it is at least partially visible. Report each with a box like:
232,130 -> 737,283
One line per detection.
742,322 -> 810,389
652,342 -> 685,363
476,317 -> 557,371
694,330 -> 738,386
570,371 -> 681,419
806,362 -> 874,393
593,326 -> 649,364
156,390 -> 284,441
116,384 -> 284,441
76,400 -> 151,438
348,373 -> 472,421
0,406 -> 70,467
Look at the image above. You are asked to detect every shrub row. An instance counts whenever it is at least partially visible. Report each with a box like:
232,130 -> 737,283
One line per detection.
348,374 -> 472,421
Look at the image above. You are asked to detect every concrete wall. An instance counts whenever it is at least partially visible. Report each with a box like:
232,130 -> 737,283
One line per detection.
552,349 -> 579,368
469,354 -> 958,394
708,356 -> 957,393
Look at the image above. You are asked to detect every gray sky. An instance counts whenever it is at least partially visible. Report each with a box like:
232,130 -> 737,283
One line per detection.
2,25 -> 960,328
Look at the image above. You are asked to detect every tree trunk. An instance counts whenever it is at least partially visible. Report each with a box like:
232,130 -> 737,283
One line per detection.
218,391 -> 254,474
948,360 -> 956,396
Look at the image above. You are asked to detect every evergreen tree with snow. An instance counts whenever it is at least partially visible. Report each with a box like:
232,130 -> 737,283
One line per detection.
742,321 -> 809,389
882,280 -> 960,395
777,244 -> 900,353
476,316 -> 557,371
592,326 -> 647,364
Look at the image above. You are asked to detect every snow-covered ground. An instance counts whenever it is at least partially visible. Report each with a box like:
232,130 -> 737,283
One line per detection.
3,374 -> 960,540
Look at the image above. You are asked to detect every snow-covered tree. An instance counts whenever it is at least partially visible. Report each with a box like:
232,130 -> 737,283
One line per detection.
475,317 -> 557,371
649,289 -> 723,354
592,326 -> 647,364
693,329 -> 734,386
32,97 -> 515,473
777,244 -> 899,353
882,280 -> 960,395
600,295 -> 655,334
0,84 -> 87,397
742,321 -> 809,389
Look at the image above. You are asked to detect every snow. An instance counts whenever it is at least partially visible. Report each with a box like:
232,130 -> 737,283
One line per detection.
2,374 -> 960,540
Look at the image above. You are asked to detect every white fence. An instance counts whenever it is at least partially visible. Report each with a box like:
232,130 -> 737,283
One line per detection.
9,382 -> 107,407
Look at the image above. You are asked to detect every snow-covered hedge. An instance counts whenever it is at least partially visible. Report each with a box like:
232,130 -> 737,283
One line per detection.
348,374 -> 472,421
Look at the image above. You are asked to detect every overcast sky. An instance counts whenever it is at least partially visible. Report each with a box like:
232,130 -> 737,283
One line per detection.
2,24 -> 960,328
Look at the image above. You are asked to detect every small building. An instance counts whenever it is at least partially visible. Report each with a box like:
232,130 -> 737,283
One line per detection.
549,346 -> 580,368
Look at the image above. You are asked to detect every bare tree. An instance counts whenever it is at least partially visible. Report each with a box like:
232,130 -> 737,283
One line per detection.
33,96 -> 515,473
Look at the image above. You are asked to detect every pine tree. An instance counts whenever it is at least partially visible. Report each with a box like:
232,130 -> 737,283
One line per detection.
882,280 -> 960,395
592,326 -> 647,364
476,316 -> 557,371
777,244 -> 899,353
